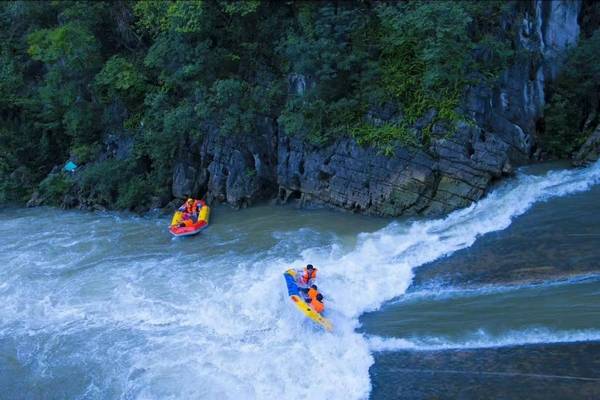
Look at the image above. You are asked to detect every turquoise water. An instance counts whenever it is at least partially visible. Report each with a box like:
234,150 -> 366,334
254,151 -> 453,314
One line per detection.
361,277 -> 600,350
1,161 -> 600,399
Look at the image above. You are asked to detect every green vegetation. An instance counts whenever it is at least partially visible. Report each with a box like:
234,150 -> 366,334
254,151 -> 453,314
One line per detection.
38,172 -> 74,205
76,159 -> 161,210
353,123 -> 419,157
543,29 -> 600,157
0,0 -> 544,208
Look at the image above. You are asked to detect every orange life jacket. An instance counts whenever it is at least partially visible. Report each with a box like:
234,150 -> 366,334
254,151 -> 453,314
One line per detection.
310,298 -> 324,313
307,287 -> 318,300
301,268 -> 317,285
178,218 -> 195,228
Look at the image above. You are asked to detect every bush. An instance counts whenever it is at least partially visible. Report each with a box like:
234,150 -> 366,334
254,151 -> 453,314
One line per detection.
94,55 -> 147,107
78,159 -> 152,210
38,173 -> 73,205
352,123 -> 419,157
277,1 -> 512,150
542,30 -> 600,157
71,143 -> 101,164
115,176 -> 153,210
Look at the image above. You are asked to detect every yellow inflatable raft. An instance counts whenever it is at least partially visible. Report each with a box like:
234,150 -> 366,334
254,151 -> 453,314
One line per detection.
283,269 -> 333,332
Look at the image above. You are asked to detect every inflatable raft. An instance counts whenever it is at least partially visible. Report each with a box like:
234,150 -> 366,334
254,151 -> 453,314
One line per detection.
283,269 -> 333,332
169,200 -> 210,237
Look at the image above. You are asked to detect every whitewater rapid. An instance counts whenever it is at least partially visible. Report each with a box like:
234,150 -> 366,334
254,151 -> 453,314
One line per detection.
1,161 -> 600,399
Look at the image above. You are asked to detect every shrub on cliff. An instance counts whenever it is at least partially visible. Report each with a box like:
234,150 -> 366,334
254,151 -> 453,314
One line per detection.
77,159 -> 153,210
38,173 -> 74,205
543,29 -> 600,157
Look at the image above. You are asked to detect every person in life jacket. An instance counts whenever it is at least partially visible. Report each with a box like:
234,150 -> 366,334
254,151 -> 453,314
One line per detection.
298,264 -> 317,288
302,284 -> 319,302
178,198 -> 202,224
309,293 -> 324,314
307,284 -> 318,300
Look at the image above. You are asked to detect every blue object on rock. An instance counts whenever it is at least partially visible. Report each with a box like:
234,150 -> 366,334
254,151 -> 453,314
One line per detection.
63,161 -> 77,172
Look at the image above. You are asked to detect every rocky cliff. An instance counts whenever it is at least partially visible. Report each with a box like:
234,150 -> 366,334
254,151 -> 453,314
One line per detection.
171,0 -> 583,217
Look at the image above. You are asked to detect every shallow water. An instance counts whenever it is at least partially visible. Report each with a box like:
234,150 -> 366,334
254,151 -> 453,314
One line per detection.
1,161 -> 600,399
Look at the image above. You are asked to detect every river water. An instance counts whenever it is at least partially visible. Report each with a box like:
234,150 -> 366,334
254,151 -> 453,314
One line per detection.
1,162 -> 600,399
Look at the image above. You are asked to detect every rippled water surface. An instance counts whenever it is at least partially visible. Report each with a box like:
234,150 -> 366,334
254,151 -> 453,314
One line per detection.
1,161 -> 600,399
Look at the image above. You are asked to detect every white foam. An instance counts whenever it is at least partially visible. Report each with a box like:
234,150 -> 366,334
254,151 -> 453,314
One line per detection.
392,273 -> 600,305
367,328 -> 600,351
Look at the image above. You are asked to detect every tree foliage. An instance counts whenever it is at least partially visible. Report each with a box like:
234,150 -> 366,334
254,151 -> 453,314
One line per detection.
0,0 -> 564,208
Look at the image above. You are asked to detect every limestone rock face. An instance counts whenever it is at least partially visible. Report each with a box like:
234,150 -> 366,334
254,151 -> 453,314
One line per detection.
466,0 -> 582,164
275,127 -> 507,217
180,116 -> 512,217
171,119 -> 278,208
